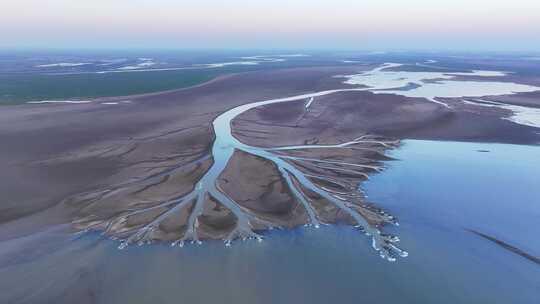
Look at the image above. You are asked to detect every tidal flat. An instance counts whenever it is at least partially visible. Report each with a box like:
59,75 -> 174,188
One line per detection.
1,54 -> 540,303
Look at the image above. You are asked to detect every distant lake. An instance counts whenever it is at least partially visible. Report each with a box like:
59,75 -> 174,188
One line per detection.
1,140 -> 538,303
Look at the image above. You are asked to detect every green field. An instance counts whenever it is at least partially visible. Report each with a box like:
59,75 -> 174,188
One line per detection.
0,69 -> 226,105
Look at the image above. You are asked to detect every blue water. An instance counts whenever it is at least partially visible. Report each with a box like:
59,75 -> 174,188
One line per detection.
1,140 -> 539,303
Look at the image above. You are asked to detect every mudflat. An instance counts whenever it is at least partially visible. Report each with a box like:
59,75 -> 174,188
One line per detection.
1,64 -> 538,253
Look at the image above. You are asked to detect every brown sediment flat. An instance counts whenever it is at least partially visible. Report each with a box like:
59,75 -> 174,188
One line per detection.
429,97 -> 540,144
0,65 -> 374,239
217,150 -> 308,228
0,64 -> 538,244
233,91 -> 450,147
485,74 -> 540,88
235,91 -> 539,147
481,90 -> 540,108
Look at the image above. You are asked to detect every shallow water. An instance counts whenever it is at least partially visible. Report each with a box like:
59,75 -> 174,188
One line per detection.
340,63 -> 540,127
1,140 -> 539,304
343,63 -> 539,103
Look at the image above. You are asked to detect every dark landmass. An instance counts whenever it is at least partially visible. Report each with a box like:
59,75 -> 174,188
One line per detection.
483,90 -> 540,108
436,97 -> 539,143
467,229 -> 540,266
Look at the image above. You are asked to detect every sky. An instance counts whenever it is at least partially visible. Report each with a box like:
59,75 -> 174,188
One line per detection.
1,0 -> 539,51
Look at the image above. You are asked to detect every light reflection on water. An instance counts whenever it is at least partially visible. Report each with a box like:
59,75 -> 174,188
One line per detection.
1,140 -> 539,304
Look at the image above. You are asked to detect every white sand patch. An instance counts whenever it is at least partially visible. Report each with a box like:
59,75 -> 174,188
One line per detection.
239,56 -> 286,63
27,100 -> 92,104
241,54 -> 308,59
116,58 -> 157,70
100,101 -> 131,105
449,70 -> 508,77
305,97 -> 314,109
98,58 -> 128,66
273,54 -> 309,57
196,61 -> 260,68
117,61 -> 156,70
238,54 -> 308,63
97,67 -> 192,74
36,62 -> 91,68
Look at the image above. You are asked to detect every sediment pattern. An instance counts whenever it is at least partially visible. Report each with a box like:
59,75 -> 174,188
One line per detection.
69,88 -> 408,261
